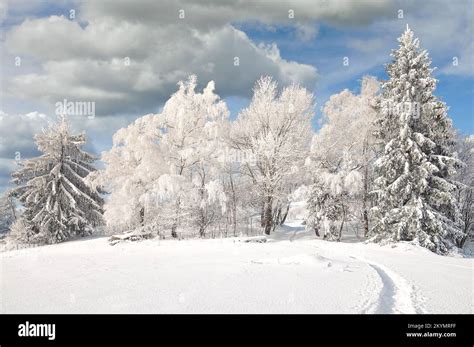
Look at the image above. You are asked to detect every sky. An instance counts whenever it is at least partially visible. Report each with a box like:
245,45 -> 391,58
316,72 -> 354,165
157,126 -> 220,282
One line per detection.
0,0 -> 473,193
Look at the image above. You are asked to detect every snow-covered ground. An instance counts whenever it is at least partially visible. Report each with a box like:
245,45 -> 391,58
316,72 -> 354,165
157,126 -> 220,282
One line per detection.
1,218 -> 472,314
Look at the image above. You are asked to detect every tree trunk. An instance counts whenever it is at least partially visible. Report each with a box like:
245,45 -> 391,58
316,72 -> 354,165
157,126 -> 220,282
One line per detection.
361,135 -> 371,238
362,164 -> 370,238
8,195 -> 17,222
171,225 -> 178,239
171,197 -> 181,239
337,205 -> 345,242
263,196 -> 273,235
139,206 -> 145,226
171,166 -> 186,239
232,205 -> 237,237
260,203 -> 265,227
198,207 -> 206,237
171,201 -> 180,238
198,172 -> 207,238
363,209 -> 369,238
280,204 -> 290,225
274,206 -> 282,226
314,226 -> 320,237
229,174 -> 237,237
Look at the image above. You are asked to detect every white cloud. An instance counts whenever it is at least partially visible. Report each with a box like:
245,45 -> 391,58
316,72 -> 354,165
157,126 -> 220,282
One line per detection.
345,0 -> 474,77
3,0 -> 400,116
0,111 -> 48,159
0,0 -> 8,24
294,23 -> 319,42
5,16 -> 319,115
81,0 -> 395,28
4,0 -> 472,117
0,111 -> 49,191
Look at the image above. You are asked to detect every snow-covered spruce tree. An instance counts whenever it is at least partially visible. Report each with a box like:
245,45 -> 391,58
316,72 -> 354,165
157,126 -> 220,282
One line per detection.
231,76 -> 314,235
371,26 -> 462,254
11,116 -> 104,243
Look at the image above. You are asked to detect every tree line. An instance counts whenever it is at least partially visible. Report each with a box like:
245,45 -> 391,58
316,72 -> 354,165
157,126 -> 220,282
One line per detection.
2,27 -> 472,254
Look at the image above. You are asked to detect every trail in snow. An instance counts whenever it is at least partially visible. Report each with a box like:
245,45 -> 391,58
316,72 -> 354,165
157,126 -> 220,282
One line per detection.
275,220 -> 427,314
359,260 -> 424,314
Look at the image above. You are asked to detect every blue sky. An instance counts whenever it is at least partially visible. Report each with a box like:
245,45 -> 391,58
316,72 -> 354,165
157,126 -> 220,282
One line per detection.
0,0 -> 473,193
235,21 -> 473,133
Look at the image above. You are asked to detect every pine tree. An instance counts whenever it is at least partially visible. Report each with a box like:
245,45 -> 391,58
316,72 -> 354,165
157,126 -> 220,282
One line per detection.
11,116 -> 104,243
0,190 -> 17,233
371,26 -> 462,254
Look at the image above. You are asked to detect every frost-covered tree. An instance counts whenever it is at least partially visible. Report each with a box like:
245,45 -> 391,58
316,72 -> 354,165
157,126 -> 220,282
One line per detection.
371,26 -> 461,254
99,76 -> 229,238
453,134 -> 474,247
11,116 -> 104,244
231,76 -> 314,234
0,190 -> 17,233
216,148 -> 241,237
306,155 -> 365,241
216,141 -> 261,237
159,75 -> 229,238
306,76 -> 379,240
96,114 -> 167,235
306,176 -> 345,240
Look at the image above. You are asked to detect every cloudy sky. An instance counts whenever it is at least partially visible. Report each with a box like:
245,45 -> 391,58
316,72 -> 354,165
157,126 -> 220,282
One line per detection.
0,0 -> 473,193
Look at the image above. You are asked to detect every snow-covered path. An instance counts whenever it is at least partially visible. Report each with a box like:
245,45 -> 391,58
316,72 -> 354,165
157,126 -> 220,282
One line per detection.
356,259 -> 420,313
1,221 -> 472,314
